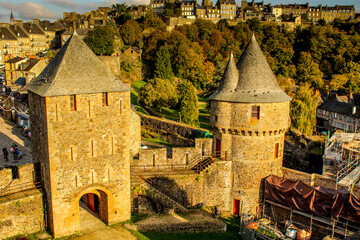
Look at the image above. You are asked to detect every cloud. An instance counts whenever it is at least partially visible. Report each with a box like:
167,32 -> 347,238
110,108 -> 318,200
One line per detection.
0,2 -> 59,20
44,0 -> 81,8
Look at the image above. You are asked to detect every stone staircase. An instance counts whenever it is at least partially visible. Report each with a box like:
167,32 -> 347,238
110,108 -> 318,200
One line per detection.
130,151 -> 229,213
140,178 -> 187,213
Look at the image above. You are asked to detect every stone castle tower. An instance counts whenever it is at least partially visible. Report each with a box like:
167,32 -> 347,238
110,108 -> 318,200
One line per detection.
209,35 -> 291,214
27,32 -> 140,237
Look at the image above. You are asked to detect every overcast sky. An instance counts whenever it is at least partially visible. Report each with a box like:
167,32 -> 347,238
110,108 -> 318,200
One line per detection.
0,0 -> 358,23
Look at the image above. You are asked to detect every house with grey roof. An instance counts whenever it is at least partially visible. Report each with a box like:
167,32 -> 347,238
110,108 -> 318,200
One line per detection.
317,92 -> 360,132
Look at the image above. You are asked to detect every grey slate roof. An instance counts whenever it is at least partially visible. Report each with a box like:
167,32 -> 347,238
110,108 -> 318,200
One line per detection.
26,31 -> 129,97
5,57 -> 25,64
209,35 -> 291,103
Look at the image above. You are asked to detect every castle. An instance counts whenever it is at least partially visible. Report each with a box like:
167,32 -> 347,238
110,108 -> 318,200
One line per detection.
1,32 -> 290,238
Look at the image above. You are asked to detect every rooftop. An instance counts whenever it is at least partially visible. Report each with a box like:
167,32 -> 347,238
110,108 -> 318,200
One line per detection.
209,34 -> 291,103
26,31 -> 129,97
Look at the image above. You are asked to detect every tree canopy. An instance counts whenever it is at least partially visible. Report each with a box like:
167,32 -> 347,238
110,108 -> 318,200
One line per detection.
178,81 -> 199,127
154,46 -> 173,79
290,84 -> 319,135
84,27 -> 115,55
140,78 -> 178,109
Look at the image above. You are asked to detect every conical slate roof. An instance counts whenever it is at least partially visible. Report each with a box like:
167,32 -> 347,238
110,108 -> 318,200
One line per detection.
26,31 -> 129,97
209,35 -> 291,103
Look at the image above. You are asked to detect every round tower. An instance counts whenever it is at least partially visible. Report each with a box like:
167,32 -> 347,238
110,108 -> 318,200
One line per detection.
209,35 -> 291,215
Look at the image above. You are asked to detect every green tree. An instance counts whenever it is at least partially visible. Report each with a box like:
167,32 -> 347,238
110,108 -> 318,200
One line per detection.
84,27 -> 115,55
154,46 -> 173,79
290,84 -> 318,135
140,78 -> 178,109
246,18 -> 261,32
109,3 -> 128,17
162,2 -> 181,17
178,81 -> 199,127
119,19 -> 143,48
296,52 -> 324,89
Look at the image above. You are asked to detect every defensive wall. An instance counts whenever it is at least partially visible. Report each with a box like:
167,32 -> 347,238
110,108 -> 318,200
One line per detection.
131,138 -> 232,212
133,138 -> 213,167
0,163 -> 38,190
132,160 -> 232,213
0,163 -> 44,238
139,113 -> 210,147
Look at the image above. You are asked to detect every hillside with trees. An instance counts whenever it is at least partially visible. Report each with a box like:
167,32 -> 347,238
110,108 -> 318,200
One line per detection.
86,5 -> 360,133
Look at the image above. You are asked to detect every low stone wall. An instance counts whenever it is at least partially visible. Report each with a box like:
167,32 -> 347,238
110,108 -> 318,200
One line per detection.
0,189 -> 44,239
140,113 -> 210,147
133,138 -> 213,167
135,221 -> 226,233
0,164 -> 37,189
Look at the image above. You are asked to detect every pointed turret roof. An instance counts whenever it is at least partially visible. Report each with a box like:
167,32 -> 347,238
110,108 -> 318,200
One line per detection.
210,35 -> 291,103
26,31 -> 129,97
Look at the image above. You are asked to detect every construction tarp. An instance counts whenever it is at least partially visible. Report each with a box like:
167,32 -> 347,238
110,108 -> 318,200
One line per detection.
265,175 -> 360,222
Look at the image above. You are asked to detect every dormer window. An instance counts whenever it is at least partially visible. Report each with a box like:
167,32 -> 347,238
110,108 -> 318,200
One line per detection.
102,92 -> 108,106
251,106 -> 260,120
70,95 -> 76,111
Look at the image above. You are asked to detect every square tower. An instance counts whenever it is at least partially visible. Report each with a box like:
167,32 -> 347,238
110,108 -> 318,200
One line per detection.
27,32 -> 139,237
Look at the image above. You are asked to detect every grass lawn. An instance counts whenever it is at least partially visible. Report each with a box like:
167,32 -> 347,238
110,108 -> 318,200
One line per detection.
126,217 -> 240,240
131,80 -> 147,92
131,91 -> 147,115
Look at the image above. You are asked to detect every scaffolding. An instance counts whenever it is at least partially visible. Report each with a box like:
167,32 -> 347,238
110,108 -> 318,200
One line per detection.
323,133 -> 360,190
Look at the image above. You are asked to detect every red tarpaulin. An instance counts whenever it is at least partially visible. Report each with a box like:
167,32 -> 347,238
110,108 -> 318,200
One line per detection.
265,175 -> 360,222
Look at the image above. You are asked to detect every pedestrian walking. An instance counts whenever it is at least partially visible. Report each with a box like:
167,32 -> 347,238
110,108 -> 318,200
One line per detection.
18,150 -> 22,159
14,148 -> 19,160
2,147 -> 8,161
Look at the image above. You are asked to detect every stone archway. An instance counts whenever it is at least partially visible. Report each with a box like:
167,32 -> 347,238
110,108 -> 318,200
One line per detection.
76,188 -> 110,225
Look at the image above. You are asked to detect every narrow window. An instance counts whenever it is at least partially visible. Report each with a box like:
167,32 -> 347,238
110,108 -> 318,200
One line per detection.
11,166 -> 19,179
275,143 -> 279,158
102,92 -> 108,106
70,95 -> 76,111
251,106 -> 260,120
153,154 -> 156,167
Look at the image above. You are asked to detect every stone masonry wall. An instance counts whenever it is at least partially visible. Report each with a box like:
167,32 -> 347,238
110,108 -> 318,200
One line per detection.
0,164 -> 36,189
132,160 -> 231,213
0,189 -> 44,239
129,110 -> 141,158
140,113 -> 210,147
28,92 -> 53,232
132,138 -> 213,168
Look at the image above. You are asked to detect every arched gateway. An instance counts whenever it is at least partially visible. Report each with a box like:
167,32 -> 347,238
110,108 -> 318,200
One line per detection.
27,31 -> 141,237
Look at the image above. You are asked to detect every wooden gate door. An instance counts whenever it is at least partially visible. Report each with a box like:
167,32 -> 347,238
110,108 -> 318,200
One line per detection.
88,193 -> 95,212
233,199 -> 240,215
216,139 -> 221,157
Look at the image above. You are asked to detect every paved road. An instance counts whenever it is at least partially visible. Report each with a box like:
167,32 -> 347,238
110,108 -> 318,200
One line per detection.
71,205 -> 136,240
0,118 -> 33,168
